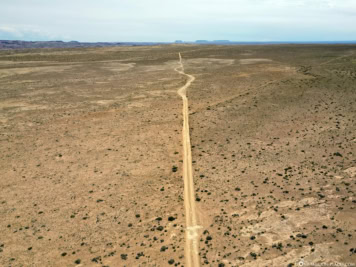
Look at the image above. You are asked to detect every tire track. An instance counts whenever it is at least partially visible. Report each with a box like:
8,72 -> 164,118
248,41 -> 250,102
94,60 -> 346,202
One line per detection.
175,52 -> 201,267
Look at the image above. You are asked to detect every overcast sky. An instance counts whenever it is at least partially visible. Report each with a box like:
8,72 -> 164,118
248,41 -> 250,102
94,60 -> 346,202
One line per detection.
0,0 -> 355,42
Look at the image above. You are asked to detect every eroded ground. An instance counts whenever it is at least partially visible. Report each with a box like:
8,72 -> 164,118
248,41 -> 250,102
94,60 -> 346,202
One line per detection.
0,45 -> 355,266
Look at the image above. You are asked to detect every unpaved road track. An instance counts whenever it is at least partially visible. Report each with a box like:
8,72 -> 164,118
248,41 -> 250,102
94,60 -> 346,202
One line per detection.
175,53 -> 201,267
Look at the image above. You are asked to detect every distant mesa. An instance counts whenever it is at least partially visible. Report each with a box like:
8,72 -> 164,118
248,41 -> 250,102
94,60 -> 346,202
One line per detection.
195,40 -> 209,43
175,40 -> 183,43
0,40 -> 168,49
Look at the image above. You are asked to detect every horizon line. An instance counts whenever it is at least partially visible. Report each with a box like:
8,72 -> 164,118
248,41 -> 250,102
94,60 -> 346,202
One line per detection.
1,39 -> 356,43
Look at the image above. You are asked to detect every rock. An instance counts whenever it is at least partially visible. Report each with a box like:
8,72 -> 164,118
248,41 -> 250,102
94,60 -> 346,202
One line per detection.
344,167 -> 356,177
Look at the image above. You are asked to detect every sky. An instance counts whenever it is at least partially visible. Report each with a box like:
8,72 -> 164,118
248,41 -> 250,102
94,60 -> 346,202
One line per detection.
0,0 -> 356,42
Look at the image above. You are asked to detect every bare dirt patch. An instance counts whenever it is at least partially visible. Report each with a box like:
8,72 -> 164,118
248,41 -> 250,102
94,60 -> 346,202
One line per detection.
239,58 -> 272,64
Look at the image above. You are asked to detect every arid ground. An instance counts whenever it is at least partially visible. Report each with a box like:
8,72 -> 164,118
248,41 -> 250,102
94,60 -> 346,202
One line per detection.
0,45 -> 355,267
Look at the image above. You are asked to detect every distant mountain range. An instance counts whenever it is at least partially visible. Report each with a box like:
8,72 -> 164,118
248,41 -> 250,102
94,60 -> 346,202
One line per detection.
1,40 -> 356,50
0,40 -> 168,50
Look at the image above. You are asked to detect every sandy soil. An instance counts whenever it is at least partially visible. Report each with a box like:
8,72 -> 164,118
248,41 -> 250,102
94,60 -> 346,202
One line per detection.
0,44 -> 355,267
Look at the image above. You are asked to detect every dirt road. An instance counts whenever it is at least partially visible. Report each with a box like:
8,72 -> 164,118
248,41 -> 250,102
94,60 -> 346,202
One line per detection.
175,53 -> 201,267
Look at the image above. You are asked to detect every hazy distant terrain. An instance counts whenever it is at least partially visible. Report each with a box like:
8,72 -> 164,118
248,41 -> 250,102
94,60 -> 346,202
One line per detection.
2,40 -> 356,50
0,44 -> 355,266
0,40 -> 167,50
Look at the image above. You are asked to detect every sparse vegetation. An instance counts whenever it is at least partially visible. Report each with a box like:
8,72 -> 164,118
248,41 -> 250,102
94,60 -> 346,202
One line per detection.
0,44 -> 355,266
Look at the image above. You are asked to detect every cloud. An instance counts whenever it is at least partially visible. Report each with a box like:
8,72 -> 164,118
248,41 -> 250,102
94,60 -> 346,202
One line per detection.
0,25 -> 67,41
0,26 -> 25,38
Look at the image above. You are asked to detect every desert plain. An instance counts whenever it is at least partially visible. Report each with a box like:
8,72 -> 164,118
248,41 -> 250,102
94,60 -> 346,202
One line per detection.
0,44 -> 355,266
